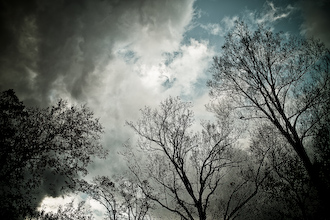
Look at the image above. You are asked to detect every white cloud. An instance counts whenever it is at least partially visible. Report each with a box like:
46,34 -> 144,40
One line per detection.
39,194 -> 107,220
221,16 -> 239,31
256,1 -> 294,24
166,39 -> 214,96
113,0 -> 195,64
210,1 -> 297,36
200,16 -> 239,37
200,16 -> 239,36
200,23 -> 222,35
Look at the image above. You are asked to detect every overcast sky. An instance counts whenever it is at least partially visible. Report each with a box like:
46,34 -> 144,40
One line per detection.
1,0 -> 329,218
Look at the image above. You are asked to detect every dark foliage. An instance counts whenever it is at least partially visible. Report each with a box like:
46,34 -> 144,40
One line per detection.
0,89 -> 107,219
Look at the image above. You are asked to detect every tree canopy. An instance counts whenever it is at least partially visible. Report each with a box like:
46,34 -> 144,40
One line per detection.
0,89 -> 107,219
208,21 -> 330,219
125,96 -> 264,220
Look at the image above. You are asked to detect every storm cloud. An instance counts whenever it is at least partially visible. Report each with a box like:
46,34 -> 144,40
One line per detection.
0,0 -> 195,106
301,0 -> 330,47
0,0 -> 211,176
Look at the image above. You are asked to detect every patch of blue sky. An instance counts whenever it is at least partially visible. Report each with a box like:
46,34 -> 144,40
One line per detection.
161,77 -> 176,89
192,77 -> 210,97
162,51 -> 181,66
116,47 -> 138,64
187,0 -> 304,47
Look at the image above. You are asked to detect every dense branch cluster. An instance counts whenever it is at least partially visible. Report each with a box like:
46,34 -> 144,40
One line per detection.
0,90 -> 107,219
125,97 -> 266,220
208,21 -> 330,219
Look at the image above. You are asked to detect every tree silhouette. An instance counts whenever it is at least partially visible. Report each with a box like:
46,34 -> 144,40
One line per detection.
208,21 -> 330,217
0,89 -> 107,219
78,175 -> 152,220
249,123 -> 318,219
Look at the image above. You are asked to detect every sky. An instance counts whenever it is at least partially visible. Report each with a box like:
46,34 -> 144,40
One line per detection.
1,0 -> 329,218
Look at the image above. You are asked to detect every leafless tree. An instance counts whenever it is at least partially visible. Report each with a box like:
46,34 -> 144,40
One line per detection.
125,96 -> 242,220
218,148 -> 270,220
208,21 -> 330,212
249,124 -> 318,219
78,175 -> 152,220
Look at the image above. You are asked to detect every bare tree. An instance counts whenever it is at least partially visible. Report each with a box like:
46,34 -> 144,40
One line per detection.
218,148 -> 270,220
208,21 -> 330,210
249,124 -> 318,219
125,96 -> 240,220
78,175 -> 152,220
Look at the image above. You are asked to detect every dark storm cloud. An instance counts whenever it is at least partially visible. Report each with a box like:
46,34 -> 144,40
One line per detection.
35,0 -> 114,104
1,0 -> 126,105
0,0 -> 39,105
0,0 -> 193,106
301,0 -> 330,47
1,0 -> 93,105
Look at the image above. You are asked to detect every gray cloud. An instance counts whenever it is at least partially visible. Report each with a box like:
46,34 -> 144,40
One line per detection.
0,0 -> 197,175
0,0 -> 194,106
300,0 -> 330,47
